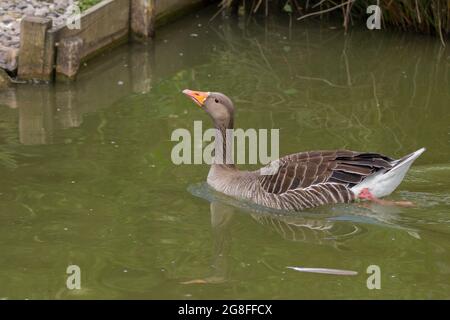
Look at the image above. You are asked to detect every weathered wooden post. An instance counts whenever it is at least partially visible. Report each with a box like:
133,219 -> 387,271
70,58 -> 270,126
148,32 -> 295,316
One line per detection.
131,0 -> 156,39
56,37 -> 84,80
18,16 -> 55,82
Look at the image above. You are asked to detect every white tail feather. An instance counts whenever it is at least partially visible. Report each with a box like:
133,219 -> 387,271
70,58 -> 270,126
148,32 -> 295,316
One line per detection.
351,148 -> 426,198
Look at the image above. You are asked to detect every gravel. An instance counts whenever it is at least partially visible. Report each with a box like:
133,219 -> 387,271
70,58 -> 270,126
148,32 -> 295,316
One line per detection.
0,0 -> 77,70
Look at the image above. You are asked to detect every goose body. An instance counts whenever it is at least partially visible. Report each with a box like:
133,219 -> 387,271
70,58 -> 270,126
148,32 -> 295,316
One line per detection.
182,89 -> 425,212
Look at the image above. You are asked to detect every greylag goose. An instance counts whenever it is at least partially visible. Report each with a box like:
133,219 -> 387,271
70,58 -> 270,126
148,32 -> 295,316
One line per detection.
182,89 -> 425,212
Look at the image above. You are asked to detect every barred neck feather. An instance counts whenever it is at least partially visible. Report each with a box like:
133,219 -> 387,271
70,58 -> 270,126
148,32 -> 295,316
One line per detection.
211,120 -> 236,169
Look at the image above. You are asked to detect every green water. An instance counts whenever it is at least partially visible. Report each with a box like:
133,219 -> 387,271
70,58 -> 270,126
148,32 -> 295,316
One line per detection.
0,8 -> 450,299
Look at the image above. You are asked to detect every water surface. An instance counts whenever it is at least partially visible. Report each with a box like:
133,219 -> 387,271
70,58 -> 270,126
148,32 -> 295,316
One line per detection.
0,7 -> 450,299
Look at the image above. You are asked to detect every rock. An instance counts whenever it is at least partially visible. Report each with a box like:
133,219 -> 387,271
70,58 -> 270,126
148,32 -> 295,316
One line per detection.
0,68 -> 12,89
18,4 -> 29,10
23,7 -> 35,16
11,20 -> 21,30
0,45 -> 19,71
35,8 -> 49,17
52,17 -> 63,26
1,15 -> 14,24
55,0 -> 69,7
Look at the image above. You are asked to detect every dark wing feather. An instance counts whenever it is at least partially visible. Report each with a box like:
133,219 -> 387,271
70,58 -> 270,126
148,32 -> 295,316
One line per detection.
258,150 -> 393,195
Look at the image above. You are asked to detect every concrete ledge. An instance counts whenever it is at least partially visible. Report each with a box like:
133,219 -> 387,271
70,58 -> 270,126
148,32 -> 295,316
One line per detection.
52,0 -> 130,79
56,37 -> 84,79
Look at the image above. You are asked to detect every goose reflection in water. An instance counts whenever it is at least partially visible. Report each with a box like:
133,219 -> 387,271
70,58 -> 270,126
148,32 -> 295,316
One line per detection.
180,183 -> 420,284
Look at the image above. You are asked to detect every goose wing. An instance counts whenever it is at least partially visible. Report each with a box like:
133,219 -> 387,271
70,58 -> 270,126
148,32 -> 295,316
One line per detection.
258,150 -> 394,195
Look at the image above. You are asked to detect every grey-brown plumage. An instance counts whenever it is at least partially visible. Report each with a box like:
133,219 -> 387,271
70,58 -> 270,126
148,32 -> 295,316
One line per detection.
207,149 -> 393,211
182,89 -> 424,212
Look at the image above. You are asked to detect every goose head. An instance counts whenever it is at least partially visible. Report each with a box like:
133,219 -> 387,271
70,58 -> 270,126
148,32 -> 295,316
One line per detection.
182,89 -> 234,129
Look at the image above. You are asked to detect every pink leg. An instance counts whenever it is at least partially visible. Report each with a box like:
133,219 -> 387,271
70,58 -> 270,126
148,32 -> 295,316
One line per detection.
357,188 -> 415,208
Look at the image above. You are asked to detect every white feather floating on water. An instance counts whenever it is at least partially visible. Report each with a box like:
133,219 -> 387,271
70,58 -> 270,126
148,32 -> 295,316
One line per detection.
286,266 -> 358,276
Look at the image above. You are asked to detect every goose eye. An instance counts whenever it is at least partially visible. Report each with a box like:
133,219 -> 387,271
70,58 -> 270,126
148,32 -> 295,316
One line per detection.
214,99 -> 219,103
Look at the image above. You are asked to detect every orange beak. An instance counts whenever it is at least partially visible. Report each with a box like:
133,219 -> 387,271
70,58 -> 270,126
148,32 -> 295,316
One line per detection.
182,89 -> 210,107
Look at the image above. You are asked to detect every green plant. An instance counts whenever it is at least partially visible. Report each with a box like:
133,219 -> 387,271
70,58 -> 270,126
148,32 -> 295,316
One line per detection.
220,0 -> 449,45
77,0 -> 103,11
